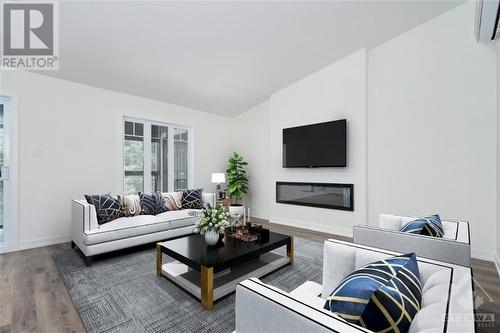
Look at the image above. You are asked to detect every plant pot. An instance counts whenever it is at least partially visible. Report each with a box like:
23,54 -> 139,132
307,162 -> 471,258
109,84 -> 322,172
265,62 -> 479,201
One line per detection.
228,204 -> 245,218
204,230 -> 220,246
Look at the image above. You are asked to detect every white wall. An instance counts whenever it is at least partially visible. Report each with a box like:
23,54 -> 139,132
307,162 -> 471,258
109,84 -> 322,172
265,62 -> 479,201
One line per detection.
235,3 -> 498,259
497,43 -> 500,272
231,101 -> 270,219
367,2 -> 497,259
268,49 -> 367,236
2,2 -> 498,259
1,71 -> 233,251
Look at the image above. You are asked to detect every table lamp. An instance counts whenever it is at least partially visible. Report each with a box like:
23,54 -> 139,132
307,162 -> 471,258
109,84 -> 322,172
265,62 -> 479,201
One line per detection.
211,173 -> 226,199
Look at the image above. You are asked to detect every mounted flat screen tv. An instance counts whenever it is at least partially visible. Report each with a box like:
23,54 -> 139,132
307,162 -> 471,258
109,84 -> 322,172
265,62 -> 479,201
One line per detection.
283,119 -> 346,167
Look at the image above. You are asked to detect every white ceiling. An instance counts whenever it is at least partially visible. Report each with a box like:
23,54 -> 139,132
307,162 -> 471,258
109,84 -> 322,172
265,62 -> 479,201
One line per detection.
41,1 -> 464,117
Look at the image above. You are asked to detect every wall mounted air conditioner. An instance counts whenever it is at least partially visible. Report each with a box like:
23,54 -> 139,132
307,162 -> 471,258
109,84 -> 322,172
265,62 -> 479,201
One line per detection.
475,0 -> 500,42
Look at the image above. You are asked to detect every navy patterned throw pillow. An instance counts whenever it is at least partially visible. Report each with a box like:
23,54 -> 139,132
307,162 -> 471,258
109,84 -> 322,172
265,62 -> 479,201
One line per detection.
181,188 -> 203,209
85,194 -> 124,224
400,214 -> 444,238
139,192 -> 165,215
360,253 -> 422,333
324,253 -> 417,323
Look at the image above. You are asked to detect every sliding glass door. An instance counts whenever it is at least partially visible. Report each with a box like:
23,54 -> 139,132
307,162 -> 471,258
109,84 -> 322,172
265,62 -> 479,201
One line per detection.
0,97 -> 11,245
174,128 -> 188,190
151,124 -> 169,192
123,118 -> 192,195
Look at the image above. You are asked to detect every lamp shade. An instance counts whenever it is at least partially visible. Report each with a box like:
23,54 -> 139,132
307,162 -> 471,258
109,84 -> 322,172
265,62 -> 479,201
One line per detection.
211,173 -> 226,183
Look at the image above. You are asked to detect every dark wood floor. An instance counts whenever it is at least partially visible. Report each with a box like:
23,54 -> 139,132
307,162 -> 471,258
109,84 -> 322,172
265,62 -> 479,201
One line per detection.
0,242 -> 85,333
0,219 -> 499,332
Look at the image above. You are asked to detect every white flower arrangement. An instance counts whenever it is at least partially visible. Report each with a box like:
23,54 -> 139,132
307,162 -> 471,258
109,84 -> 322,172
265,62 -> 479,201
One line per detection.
192,203 -> 230,235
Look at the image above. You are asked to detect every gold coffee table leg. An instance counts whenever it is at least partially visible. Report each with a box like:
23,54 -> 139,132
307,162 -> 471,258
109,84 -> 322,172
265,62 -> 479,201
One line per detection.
156,244 -> 162,276
287,236 -> 294,265
201,266 -> 214,310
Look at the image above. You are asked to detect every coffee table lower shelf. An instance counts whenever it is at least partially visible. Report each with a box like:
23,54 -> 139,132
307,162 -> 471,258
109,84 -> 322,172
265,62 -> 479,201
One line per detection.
160,251 -> 290,309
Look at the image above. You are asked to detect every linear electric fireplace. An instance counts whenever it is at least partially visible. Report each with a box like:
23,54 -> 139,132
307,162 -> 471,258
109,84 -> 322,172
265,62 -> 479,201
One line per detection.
276,182 -> 353,211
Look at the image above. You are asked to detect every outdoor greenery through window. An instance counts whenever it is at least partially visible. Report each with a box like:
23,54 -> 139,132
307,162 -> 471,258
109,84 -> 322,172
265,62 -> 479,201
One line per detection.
124,121 -> 144,195
124,118 -> 191,195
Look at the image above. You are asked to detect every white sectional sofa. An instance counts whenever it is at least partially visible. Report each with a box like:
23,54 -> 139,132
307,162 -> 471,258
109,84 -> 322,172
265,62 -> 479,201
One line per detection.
235,239 -> 475,333
71,192 -> 215,265
353,214 -> 471,266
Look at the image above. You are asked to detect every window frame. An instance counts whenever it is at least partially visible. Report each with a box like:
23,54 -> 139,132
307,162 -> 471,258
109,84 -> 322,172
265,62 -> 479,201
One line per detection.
123,116 -> 193,194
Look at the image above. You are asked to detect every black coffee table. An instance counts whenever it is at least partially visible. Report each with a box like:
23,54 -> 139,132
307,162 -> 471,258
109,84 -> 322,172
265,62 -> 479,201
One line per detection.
156,231 -> 293,310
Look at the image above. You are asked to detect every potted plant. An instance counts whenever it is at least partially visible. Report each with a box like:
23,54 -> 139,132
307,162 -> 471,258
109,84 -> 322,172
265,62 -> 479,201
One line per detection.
226,152 -> 249,218
193,203 -> 230,246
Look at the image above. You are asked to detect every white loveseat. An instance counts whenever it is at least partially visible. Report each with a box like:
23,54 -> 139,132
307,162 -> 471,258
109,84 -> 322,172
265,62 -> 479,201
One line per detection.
235,240 -> 474,333
71,192 -> 215,265
353,214 -> 471,266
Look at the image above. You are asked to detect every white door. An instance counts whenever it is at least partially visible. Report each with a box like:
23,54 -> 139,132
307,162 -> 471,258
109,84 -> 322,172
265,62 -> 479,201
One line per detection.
0,97 -> 11,245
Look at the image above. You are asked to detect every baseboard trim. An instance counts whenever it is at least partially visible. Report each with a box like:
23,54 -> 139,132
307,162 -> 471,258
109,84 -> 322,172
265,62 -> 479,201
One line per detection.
471,248 -> 496,261
19,235 -> 70,251
249,213 -> 270,221
0,244 -> 12,254
269,216 -> 353,238
494,253 -> 500,279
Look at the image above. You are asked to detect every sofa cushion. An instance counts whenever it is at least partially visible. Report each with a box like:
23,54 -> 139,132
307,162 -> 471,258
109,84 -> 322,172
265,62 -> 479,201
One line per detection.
83,215 -> 166,245
155,210 -> 198,229
181,188 -> 203,209
408,268 -> 450,332
400,215 -> 444,238
409,302 -> 447,333
85,193 -> 124,224
117,194 -> 141,216
360,253 -> 422,333
324,253 -> 417,323
422,269 -> 450,293
161,191 -> 183,211
290,281 -> 323,300
140,192 -> 166,215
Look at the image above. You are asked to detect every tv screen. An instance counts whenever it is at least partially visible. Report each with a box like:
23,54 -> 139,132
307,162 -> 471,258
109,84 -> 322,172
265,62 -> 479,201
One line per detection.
283,119 -> 346,167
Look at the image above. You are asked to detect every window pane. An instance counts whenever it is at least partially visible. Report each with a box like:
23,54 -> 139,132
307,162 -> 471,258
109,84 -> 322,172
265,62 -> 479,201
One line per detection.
124,175 -> 143,195
124,139 -> 144,172
174,128 -> 188,190
135,123 -> 144,136
124,119 -> 144,193
151,125 -> 168,192
124,121 -> 133,135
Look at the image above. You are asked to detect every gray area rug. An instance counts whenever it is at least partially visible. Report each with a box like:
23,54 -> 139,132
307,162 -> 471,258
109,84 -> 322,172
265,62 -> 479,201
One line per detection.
53,237 -> 323,333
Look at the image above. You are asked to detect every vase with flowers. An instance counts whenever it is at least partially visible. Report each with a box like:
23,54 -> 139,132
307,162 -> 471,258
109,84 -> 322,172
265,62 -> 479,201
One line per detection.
193,203 -> 230,246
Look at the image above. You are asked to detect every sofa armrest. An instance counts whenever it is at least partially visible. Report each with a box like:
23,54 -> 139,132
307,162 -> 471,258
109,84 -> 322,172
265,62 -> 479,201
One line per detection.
322,240 -> 357,299
353,225 -> 471,266
236,278 -> 370,333
202,192 -> 216,208
320,240 -> 475,333
72,199 -> 98,233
